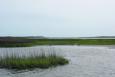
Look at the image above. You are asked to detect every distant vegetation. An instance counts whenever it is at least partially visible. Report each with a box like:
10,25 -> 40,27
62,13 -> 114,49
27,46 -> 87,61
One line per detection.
0,37 -> 115,47
33,39 -> 115,45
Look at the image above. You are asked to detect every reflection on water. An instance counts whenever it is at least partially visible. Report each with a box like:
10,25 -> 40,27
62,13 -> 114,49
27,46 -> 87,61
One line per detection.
106,45 -> 115,49
0,45 -> 115,77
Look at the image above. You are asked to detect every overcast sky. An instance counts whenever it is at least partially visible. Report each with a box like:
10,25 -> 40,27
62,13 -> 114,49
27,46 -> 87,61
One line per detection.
0,0 -> 115,37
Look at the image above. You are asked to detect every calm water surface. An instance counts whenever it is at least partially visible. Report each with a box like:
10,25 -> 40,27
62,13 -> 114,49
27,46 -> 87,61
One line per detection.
0,45 -> 115,77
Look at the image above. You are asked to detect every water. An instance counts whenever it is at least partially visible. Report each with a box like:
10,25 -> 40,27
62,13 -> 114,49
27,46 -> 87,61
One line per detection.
0,45 -> 115,77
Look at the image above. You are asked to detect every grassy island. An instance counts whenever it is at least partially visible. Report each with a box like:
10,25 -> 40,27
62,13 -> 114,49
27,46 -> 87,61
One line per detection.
0,54 -> 69,70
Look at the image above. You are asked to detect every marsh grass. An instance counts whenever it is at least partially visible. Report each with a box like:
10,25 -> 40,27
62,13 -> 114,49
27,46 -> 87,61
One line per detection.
0,52 -> 68,70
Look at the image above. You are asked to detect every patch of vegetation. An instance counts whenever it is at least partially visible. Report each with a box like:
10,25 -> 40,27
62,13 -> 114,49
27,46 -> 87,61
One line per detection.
0,53 -> 69,70
32,39 -> 115,45
76,39 -> 115,45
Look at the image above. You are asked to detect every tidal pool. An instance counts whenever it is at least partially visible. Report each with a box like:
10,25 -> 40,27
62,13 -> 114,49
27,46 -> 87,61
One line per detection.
0,45 -> 115,77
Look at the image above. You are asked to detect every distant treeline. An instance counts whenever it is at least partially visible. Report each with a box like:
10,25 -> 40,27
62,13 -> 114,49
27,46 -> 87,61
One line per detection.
0,37 -> 33,47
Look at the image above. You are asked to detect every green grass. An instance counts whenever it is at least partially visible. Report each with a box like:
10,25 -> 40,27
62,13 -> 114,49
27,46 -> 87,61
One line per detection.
32,39 -> 115,45
0,54 -> 69,70
76,39 -> 115,45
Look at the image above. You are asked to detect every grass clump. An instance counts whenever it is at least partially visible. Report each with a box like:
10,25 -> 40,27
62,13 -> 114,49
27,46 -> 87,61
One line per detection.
0,54 -> 69,70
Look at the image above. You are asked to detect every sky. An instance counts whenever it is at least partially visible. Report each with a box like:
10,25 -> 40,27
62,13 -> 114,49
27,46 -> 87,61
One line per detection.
0,0 -> 115,37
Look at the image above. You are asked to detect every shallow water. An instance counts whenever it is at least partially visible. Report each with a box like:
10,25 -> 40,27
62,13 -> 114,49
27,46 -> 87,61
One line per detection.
0,45 -> 115,77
